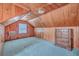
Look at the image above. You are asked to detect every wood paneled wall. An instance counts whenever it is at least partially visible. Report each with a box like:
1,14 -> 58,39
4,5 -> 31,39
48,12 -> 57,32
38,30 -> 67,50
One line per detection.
0,24 -> 4,55
5,20 -> 34,41
29,4 -> 79,27
0,24 -> 4,42
35,28 -> 55,43
35,27 -> 79,49
0,4 -> 29,23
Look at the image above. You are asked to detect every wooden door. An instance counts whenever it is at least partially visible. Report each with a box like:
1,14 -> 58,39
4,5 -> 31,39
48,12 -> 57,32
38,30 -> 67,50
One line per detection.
5,26 -> 10,41
55,29 -> 73,50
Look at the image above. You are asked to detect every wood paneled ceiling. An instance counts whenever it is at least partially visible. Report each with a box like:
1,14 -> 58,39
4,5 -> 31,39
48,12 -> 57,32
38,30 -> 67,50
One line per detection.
0,3 -> 67,23
14,3 -> 67,20
2,3 -> 78,28
28,4 -> 79,27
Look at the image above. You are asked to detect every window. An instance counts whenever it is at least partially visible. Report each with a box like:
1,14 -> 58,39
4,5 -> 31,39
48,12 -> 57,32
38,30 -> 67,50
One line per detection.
19,23 -> 27,34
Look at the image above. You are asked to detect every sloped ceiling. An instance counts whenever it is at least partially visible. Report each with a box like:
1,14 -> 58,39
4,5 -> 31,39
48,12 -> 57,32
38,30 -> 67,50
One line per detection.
14,3 -> 67,20
28,4 -> 79,27
0,3 -> 29,23
2,3 -> 77,28
0,3 -> 67,23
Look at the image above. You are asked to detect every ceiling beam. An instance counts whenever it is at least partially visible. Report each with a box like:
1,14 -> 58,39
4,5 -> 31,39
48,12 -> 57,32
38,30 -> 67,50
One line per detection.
13,3 -> 30,11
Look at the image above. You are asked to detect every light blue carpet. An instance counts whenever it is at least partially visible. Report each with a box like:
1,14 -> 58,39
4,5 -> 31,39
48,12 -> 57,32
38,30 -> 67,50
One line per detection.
3,37 -> 73,56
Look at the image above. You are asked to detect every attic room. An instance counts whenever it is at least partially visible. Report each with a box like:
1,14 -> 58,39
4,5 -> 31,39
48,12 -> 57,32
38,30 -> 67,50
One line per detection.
0,3 -> 79,56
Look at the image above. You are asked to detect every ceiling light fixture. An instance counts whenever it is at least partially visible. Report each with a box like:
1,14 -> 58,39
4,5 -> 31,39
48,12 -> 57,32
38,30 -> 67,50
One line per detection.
36,8 -> 45,14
